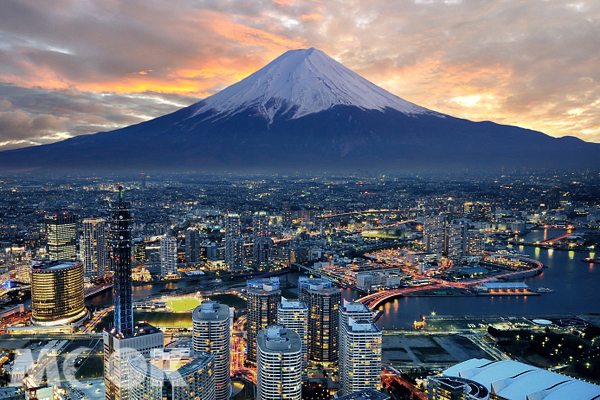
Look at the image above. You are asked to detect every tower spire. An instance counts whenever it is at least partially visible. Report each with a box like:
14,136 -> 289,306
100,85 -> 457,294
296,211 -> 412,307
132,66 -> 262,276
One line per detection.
111,186 -> 133,337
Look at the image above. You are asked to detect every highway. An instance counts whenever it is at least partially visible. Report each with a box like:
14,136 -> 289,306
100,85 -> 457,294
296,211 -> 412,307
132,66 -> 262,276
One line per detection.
358,254 -> 544,309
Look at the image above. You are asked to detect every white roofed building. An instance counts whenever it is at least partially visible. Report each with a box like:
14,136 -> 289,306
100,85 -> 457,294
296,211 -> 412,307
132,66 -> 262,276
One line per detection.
442,358 -> 600,400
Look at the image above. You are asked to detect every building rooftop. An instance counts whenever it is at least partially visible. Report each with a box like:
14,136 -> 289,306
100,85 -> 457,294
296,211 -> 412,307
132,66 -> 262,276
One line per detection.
30,259 -> 81,272
479,282 -> 529,289
192,300 -> 229,321
428,375 -> 488,399
129,349 -> 214,382
247,277 -> 280,292
257,324 -> 301,353
279,297 -> 307,309
444,358 -> 600,400
347,318 -> 380,333
298,276 -> 333,290
342,299 -> 371,313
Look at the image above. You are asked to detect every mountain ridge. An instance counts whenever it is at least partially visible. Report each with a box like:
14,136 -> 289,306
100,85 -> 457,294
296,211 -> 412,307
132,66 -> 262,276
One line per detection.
0,48 -> 598,173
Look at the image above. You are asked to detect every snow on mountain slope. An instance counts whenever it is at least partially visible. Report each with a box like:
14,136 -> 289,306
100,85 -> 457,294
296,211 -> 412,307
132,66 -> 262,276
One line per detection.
190,48 -> 437,123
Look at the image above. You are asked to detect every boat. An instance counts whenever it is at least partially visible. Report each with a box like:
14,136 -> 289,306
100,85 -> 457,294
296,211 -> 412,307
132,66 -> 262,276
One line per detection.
582,257 -> 600,264
536,287 -> 554,293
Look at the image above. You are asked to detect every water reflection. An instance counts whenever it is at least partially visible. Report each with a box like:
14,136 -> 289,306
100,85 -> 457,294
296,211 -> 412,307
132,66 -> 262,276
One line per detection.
375,230 -> 600,329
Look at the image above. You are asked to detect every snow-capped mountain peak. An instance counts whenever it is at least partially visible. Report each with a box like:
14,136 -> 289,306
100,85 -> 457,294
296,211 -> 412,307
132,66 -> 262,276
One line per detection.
190,48 -> 434,122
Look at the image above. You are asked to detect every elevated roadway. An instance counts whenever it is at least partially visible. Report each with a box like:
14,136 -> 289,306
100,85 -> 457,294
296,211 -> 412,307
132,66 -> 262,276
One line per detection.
358,254 -> 544,309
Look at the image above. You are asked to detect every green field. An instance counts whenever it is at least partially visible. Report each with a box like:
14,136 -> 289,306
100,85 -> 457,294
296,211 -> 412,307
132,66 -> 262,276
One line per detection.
166,297 -> 204,312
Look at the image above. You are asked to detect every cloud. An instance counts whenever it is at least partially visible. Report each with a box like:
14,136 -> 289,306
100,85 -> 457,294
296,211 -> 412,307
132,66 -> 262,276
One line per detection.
0,110 -> 65,141
0,0 -> 599,147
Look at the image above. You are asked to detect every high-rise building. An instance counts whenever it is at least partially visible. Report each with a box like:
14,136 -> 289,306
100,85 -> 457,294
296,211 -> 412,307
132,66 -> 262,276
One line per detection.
277,297 -> 308,380
424,214 -> 446,254
185,228 -> 201,264
81,218 -> 108,279
192,301 -> 230,400
256,325 -> 302,400
297,276 -> 333,299
133,238 -> 146,263
339,300 -> 373,385
298,277 -> 340,363
465,231 -> 486,257
45,212 -> 77,260
339,318 -> 382,395
30,260 -> 87,326
160,236 -> 177,276
246,278 -> 281,364
225,213 -> 244,271
128,348 -> 215,400
445,220 -> 467,259
252,211 -> 270,271
104,187 -> 164,400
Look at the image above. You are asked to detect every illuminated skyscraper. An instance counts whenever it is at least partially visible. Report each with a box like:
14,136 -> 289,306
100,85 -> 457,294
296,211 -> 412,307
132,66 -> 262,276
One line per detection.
192,301 -> 230,400
225,213 -> 244,271
256,325 -> 302,400
424,214 -> 446,254
339,318 -> 382,395
246,278 -> 281,364
298,277 -> 340,363
252,211 -> 270,271
30,259 -> 87,326
185,228 -> 201,264
81,218 -> 108,279
339,301 -> 375,393
277,297 -> 308,380
104,187 -> 164,400
160,236 -> 177,276
45,212 -> 77,260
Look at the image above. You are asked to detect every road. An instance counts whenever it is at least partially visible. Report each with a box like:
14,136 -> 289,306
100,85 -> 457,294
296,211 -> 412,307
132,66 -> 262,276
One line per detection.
358,254 -> 544,309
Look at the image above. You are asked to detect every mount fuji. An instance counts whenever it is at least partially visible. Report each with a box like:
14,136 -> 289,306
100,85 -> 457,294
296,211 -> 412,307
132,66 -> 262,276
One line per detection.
0,48 -> 598,173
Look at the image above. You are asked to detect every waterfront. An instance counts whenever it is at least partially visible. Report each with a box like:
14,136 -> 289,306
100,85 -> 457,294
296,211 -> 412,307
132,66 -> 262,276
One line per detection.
85,228 -> 599,330
376,229 -> 600,329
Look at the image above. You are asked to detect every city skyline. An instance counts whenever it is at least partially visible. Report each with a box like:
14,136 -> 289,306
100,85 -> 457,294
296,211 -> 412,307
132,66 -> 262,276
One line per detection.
0,173 -> 599,399
0,0 -> 599,155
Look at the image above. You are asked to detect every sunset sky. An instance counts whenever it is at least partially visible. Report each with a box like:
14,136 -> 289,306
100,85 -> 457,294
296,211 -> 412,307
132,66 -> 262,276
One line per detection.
1,0 -> 599,152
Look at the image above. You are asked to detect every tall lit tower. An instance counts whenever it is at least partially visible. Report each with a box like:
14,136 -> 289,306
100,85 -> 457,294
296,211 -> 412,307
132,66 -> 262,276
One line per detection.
45,212 -> 77,260
339,300 -> 373,388
104,187 -> 164,400
256,325 -> 302,400
424,214 -> 446,254
225,213 -> 244,271
185,228 -> 201,264
339,318 -> 382,395
246,278 -> 281,364
277,297 -> 308,381
252,211 -> 270,271
298,277 -> 341,363
160,236 -> 177,276
81,218 -> 108,279
111,186 -> 134,336
192,301 -> 231,400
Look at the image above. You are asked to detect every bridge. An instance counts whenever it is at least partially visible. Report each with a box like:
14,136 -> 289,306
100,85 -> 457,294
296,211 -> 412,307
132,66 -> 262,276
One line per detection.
357,254 -> 544,309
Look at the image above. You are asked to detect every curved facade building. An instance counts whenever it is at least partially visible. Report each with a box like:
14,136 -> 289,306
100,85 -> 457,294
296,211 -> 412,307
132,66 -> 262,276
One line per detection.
192,301 -> 230,400
128,349 -> 215,400
30,260 -> 86,326
257,325 -> 302,400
